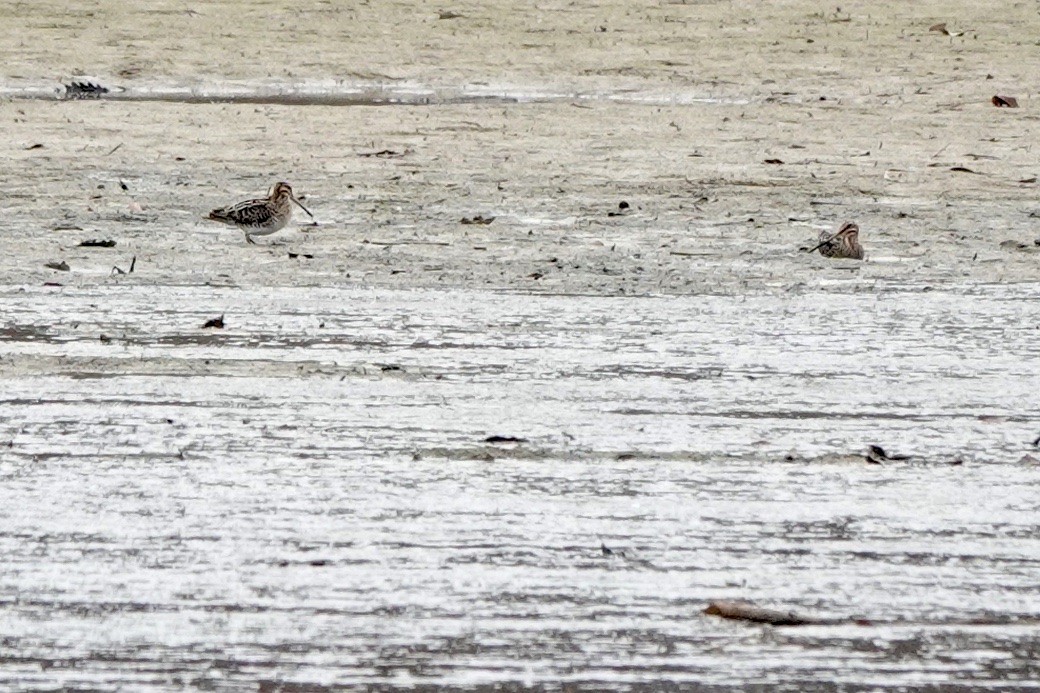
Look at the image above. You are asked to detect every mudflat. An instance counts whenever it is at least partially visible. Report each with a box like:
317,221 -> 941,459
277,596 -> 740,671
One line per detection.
2,0 -> 1039,292
2,1 -> 1040,690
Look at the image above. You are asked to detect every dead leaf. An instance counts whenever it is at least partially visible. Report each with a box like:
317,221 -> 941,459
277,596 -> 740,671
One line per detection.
763,158 -> 784,165
44,261 -> 70,271
949,166 -> 978,174
928,22 -> 966,37
485,435 -> 527,443
78,239 -> 116,248
24,143 -> 43,150
202,315 -> 225,329
992,95 -> 1019,108
1018,177 -> 1036,184
460,215 -> 495,225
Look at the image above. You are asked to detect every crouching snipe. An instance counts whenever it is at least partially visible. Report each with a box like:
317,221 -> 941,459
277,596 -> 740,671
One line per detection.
207,182 -> 314,244
808,221 -> 864,260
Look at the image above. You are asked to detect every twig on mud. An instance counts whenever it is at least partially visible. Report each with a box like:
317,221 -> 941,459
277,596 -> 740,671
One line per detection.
363,240 -> 451,246
111,255 -> 136,275
864,445 -> 912,465
705,600 -> 1040,628
358,149 -> 409,158
705,601 -> 837,626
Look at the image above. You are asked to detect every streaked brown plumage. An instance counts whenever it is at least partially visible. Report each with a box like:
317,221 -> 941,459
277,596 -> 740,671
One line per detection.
808,221 -> 864,260
207,182 -> 313,244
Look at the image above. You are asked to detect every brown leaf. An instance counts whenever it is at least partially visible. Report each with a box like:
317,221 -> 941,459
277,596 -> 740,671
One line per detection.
1018,177 -> 1037,184
460,215 -> 495,225
763,158 -> 784,165
202,315 -> 225,329
929,22 -> 966,37
24,143 -> 43,150
949,166 -> 978,174
44,260 -> 70,271
992,95 -> 1019,108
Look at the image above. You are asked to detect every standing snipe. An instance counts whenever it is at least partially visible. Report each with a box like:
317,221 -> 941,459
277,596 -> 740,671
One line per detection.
808,221 -> 864,260
207,182 -> 314,244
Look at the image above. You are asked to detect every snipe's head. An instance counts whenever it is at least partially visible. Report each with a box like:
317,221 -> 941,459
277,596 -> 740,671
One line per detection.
269,181 -> 294,200
835,221 -> 860,242
808,220 -> 864,259
269,181 -> 314,219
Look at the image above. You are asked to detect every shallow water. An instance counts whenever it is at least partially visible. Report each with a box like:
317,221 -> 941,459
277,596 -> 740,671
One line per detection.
0,79 -> 735,107
1,283 -> 1039,690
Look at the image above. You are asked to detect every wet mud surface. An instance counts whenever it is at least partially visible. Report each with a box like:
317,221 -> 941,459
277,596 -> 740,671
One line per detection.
2,0 -> 1040,690
2,285 -> 1039,690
